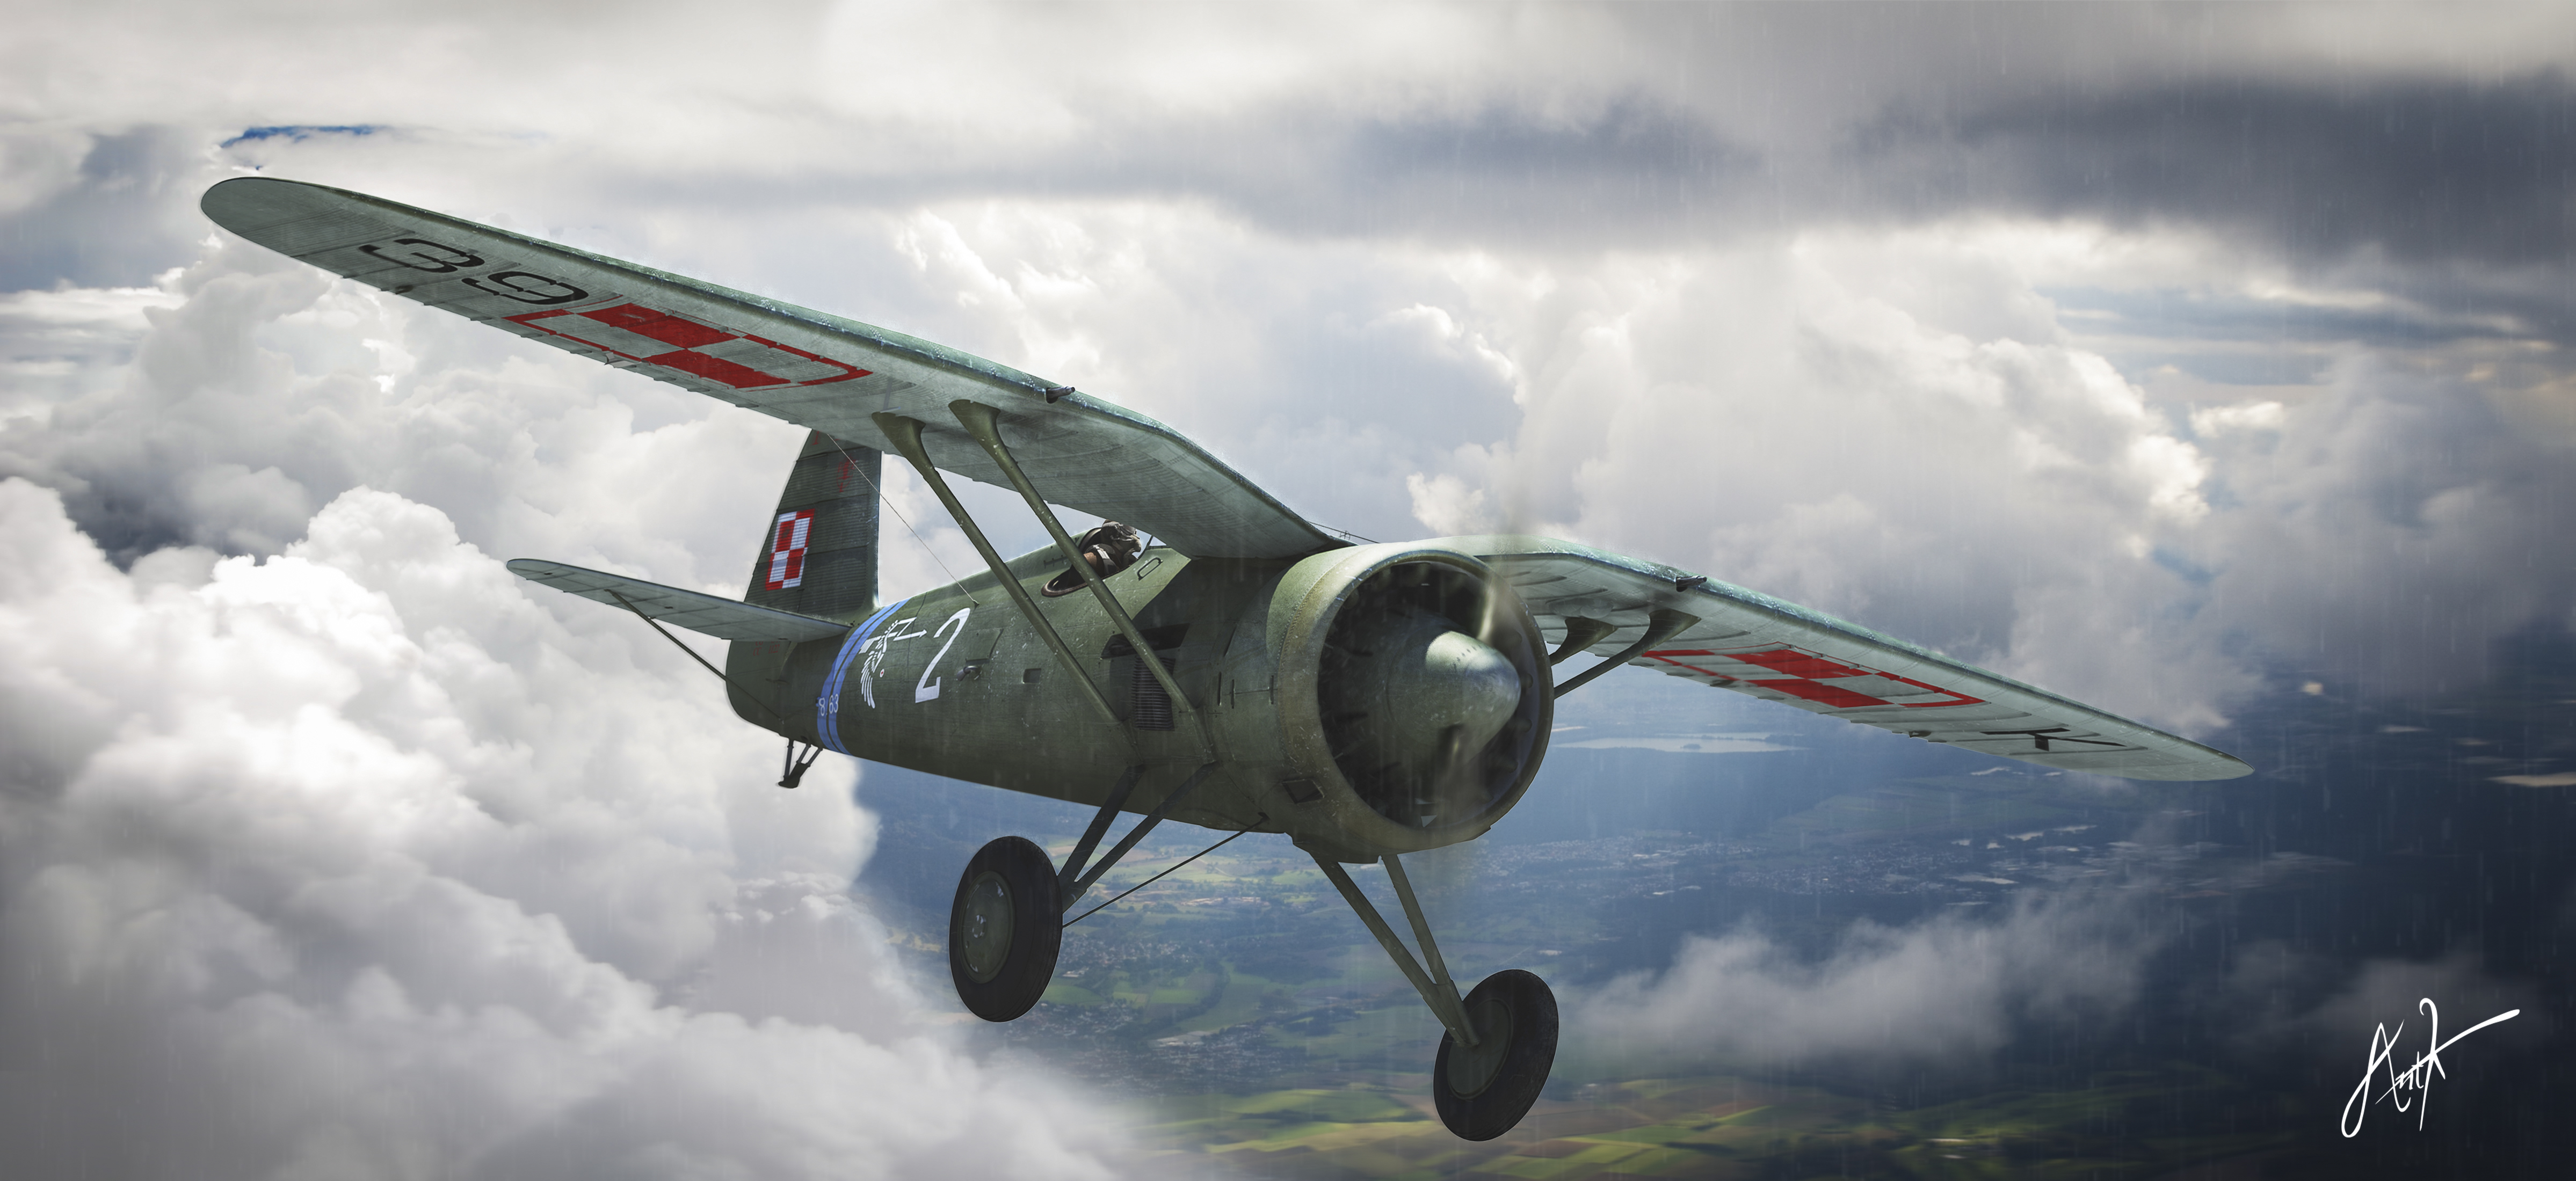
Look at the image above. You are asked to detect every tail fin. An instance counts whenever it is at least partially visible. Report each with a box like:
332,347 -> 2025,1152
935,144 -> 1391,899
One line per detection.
745,431 -> 880,622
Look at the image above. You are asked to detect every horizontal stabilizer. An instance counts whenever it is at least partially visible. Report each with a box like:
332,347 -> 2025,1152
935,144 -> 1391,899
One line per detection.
507,559 -> 850,643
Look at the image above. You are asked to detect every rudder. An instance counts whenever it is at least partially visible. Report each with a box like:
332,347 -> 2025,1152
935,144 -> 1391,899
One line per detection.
746,431 -> 881,622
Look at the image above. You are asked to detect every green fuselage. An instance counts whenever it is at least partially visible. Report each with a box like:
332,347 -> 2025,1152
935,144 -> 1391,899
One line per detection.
725,544 -> 1295,836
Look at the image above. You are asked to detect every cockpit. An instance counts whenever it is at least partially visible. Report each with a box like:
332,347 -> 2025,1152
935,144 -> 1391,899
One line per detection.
1042,522 -> 1143,596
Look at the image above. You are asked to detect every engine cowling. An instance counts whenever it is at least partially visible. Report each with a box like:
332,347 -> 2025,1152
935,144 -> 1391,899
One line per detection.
1253,543 -> 1553,859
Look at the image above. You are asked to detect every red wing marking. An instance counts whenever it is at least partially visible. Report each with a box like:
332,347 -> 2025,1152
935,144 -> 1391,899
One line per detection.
508,306 -> 872,389
1643,646 -> 1985,709
1725,650 -> 1873,680
583,303 -> 731,348
741,334 -> 868,387
651,348 -> 787,389
1761,679 -> 1891,708
766,510 -> 814,589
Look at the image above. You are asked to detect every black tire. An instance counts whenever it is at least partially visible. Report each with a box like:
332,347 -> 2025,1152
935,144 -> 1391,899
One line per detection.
947,835 -> 1063,1022
1432,969 -> 1558,1141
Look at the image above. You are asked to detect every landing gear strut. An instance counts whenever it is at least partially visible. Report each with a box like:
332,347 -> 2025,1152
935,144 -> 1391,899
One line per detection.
948,765 -> 1210,1021
1311,850 -> 1559,1140
944,786 -> 1561,1139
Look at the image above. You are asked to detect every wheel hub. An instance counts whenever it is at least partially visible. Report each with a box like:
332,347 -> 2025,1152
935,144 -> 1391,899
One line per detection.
1444,990 -> 1515,1097
959,870 -> 1015,983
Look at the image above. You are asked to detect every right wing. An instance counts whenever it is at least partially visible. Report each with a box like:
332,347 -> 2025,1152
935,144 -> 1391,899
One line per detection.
1457,535 -> 2252,782
201,178 -> 1338,560
507,560 -> 849,643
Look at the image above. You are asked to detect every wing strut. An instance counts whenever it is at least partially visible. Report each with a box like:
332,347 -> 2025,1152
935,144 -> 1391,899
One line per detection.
1547,617 -> 1619,666
874,412 -> 1120,727
1552,608 -> 1699,698
951,399 -> 1213,760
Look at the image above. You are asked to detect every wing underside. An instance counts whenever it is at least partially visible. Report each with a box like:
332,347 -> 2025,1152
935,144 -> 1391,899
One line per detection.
200,177 -> 1334,560
1457,536 -> 2251,781
507,560 -> 850,644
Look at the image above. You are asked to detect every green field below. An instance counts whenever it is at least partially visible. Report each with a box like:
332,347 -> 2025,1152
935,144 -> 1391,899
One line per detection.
1129,1069 -> 2292,1180
908,767 -> 2302,1178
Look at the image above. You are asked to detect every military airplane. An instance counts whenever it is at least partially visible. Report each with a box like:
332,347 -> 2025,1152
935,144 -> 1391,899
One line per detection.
202,177 -> 2252,1141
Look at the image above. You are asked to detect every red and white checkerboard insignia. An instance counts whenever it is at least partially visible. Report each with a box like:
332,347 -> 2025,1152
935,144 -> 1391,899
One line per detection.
508,303 -> 871,390
1643,646 -> 1984,709
765,510 -> 815,589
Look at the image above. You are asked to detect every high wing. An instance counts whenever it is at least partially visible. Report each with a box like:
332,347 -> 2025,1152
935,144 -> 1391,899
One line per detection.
200,178 -> 1336,560
506,560 -> 848,643
1457,536 -> 2252,781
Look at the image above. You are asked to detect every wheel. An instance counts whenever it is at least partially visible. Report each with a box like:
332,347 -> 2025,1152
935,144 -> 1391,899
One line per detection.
947,835 -> 1063,1022
1432,969 -> 1558,1141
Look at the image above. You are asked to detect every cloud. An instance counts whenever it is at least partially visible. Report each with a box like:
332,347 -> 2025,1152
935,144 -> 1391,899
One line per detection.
0,127 -> 212,290
5,6 -> 2576,1164
1564,886 -> 2163,1075
1378,224 -> 2262,728
15,84 -> 2576,734
0,479 -> 1131,1179
2193,353 -> 2576,696
2211,941 -> 2551,1083
1391,217 -> 2576,722
18,128 -> 2573,735
1854,75 -> 2576,268
0,227 -> 824,582
12,6 -> 2576,279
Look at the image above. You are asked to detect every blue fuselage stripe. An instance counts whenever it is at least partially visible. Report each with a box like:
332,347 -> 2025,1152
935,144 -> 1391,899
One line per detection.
818,599 -> 905,755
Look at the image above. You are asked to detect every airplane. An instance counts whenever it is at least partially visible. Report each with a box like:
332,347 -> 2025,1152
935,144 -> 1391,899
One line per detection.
200,177 -> 2253,1141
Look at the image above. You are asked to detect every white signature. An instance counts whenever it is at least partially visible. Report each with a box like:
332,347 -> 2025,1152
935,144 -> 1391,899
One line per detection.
2340,998 -> 2519,1137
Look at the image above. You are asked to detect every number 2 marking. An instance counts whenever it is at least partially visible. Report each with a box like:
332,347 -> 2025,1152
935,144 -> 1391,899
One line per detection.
915,608 -> 972,703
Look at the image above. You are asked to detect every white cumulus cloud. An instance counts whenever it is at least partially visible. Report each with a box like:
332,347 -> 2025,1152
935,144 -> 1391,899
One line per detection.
1563,886 -> 2163,1075
0,479 -> 1131,1179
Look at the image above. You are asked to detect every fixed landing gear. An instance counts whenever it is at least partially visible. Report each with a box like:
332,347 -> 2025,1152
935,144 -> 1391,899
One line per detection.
1311,850 -> 1560,1140
1433,969 -> 1559,1140
949,765 -> 1210,1022
946,790 -> 1557,1140
947,836 -> 1062,1021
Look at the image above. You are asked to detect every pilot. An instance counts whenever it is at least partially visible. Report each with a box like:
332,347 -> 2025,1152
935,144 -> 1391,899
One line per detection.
1041,522 -> 1143,596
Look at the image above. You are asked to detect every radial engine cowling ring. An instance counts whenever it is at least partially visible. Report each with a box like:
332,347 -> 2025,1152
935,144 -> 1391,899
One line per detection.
1276,545 -> 1552,852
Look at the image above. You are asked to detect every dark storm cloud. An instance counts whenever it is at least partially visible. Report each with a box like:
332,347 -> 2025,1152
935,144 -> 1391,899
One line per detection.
1223,99 -> 1761,242
1856,74 -> 2576,264
13,61 -> 2570,334
1844,73 -> 2576,337
2050,286 -> 2534,349
1070,72 -> 2576,345
574,98 -> 1763,253
532,70 -> 2576,357
899,72 -> 2576,291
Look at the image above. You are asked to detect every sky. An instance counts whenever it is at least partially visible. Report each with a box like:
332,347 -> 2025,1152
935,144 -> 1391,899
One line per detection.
4,3 -> 2574,1177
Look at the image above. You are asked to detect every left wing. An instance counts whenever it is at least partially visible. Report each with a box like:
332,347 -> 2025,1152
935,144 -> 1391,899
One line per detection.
507,560 -> 849,643
1455,536 -> 2251,781
200,178 -> 1337,560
